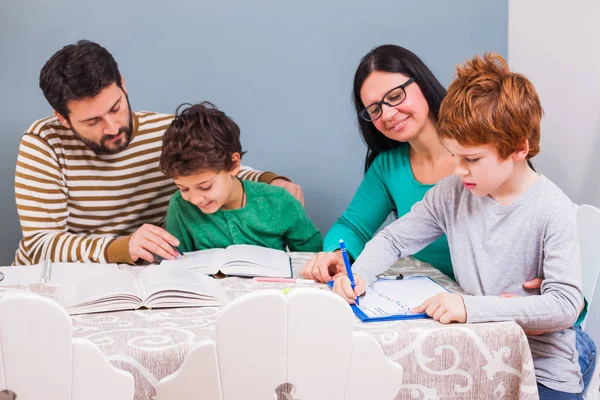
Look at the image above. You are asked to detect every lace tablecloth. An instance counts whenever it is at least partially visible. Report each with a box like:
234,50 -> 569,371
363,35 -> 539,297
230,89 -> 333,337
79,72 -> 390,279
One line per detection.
10,253 -> 539,399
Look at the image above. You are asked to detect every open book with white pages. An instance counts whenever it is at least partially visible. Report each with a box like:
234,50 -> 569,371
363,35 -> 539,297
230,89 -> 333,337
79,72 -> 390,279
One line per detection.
59,266 -> 229,315
0,263 -> 229,315
160,244 -> 293,278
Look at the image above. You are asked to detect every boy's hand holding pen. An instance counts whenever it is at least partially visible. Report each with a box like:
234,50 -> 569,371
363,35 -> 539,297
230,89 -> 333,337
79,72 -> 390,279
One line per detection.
333,239 -> 366,305
332,274 -> 366,305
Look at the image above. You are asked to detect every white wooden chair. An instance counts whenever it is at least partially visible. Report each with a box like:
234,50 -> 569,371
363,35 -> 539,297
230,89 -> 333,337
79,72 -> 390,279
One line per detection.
157,288 -> 403,400
0,291 -> 134,400
578,204 -> 600,400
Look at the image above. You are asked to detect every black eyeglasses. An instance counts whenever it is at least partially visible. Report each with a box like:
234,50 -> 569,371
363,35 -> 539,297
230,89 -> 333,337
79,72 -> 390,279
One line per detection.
359,77 -> 416,122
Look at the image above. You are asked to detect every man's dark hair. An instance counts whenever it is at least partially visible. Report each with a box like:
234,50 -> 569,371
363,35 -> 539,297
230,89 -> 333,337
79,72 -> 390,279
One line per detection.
39,40 -> 122,119
160,102 -> 246,178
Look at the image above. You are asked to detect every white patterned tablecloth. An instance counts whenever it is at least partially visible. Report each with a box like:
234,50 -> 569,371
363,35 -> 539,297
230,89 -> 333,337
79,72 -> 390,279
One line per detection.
10,253 -> 539,399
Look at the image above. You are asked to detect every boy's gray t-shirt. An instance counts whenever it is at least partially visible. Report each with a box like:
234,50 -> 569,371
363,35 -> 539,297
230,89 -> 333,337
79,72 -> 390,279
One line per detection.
352,174 -> 583,393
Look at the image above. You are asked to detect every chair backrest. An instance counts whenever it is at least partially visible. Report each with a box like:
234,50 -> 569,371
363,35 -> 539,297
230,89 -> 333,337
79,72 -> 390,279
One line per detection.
157,288 -> 403,400
577,204 -> 600,338
0,291 -> 134,400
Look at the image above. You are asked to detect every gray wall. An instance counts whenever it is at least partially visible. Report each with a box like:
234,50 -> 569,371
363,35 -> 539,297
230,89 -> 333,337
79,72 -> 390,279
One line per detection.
0,0 -> 508,265
509,0 -> 600,209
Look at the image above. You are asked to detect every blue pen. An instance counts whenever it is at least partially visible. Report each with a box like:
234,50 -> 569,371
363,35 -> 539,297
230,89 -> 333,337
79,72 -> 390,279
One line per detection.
339,239 -> 359,305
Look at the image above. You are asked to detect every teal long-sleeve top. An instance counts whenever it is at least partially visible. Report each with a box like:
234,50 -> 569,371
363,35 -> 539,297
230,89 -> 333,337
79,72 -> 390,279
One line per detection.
324,145 -> 454,280
166,181 -> 323,253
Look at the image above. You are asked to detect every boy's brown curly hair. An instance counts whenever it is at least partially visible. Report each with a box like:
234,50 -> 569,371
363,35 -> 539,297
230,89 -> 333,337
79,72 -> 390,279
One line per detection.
160,102 -> 246,178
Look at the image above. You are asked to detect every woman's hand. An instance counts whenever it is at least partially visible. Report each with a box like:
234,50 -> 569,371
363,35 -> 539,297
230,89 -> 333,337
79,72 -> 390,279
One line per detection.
301,251 -> 346,282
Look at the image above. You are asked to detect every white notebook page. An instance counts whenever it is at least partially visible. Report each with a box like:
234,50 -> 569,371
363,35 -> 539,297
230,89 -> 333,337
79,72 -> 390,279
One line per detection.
359,277 -> 447,318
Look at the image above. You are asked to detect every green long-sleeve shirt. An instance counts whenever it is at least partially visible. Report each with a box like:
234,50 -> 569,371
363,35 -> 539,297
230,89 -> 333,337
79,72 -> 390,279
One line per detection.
166,180 -> 322,253
324,145 -> 454,280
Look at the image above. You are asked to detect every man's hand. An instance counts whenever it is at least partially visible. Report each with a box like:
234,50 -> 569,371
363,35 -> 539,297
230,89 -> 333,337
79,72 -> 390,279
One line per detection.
412,292 -> 467,324
332,274 -> 366,304
270,178 -> 305,206
301,251 -> 346,282
129,224 -> 181,263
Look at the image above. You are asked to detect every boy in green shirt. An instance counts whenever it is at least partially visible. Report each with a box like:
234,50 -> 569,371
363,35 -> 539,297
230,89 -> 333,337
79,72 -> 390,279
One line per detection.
160,102 -> 322,253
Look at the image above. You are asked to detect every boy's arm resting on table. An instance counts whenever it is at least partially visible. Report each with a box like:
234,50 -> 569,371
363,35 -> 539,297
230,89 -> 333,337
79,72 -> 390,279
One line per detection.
352,186 -> 446,286
14,134 -> 115,264
323,158 -> 395,260
462,206 -> 583,332
283,194 -> 323,252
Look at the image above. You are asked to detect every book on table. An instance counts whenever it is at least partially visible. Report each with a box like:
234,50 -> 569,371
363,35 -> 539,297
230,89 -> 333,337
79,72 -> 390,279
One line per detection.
160,244 -> 293,278
60,265 -> 229,315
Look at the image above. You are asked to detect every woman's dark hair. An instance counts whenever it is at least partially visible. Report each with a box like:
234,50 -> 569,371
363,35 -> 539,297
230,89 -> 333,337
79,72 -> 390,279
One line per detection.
353,45 -> 447,172
39,40 -> 123,120
160,102 -> 246,179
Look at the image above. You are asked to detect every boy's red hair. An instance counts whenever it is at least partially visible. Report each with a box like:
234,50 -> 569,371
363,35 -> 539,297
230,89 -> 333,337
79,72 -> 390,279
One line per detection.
438,52 -> 542,159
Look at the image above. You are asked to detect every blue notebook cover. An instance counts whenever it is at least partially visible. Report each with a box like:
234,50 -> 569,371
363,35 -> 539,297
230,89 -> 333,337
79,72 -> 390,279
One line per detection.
328,276 -> 450,323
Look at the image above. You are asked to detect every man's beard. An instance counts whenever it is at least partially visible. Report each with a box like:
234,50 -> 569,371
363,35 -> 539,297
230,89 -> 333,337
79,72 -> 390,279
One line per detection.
72,100 -> 134,155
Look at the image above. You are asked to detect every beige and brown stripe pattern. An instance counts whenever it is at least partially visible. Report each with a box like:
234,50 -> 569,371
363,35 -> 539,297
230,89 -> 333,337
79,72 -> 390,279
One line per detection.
13,111 -> 267,265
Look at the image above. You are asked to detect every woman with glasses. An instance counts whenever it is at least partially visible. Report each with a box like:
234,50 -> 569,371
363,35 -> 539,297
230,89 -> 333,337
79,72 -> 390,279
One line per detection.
301,44 -> 596,391
302,44 -> 455,281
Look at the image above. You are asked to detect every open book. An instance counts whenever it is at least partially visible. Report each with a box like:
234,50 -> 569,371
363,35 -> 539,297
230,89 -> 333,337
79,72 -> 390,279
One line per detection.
160,244 -> 293,278
60,265 -> 229,315
329,276 -> 449,322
